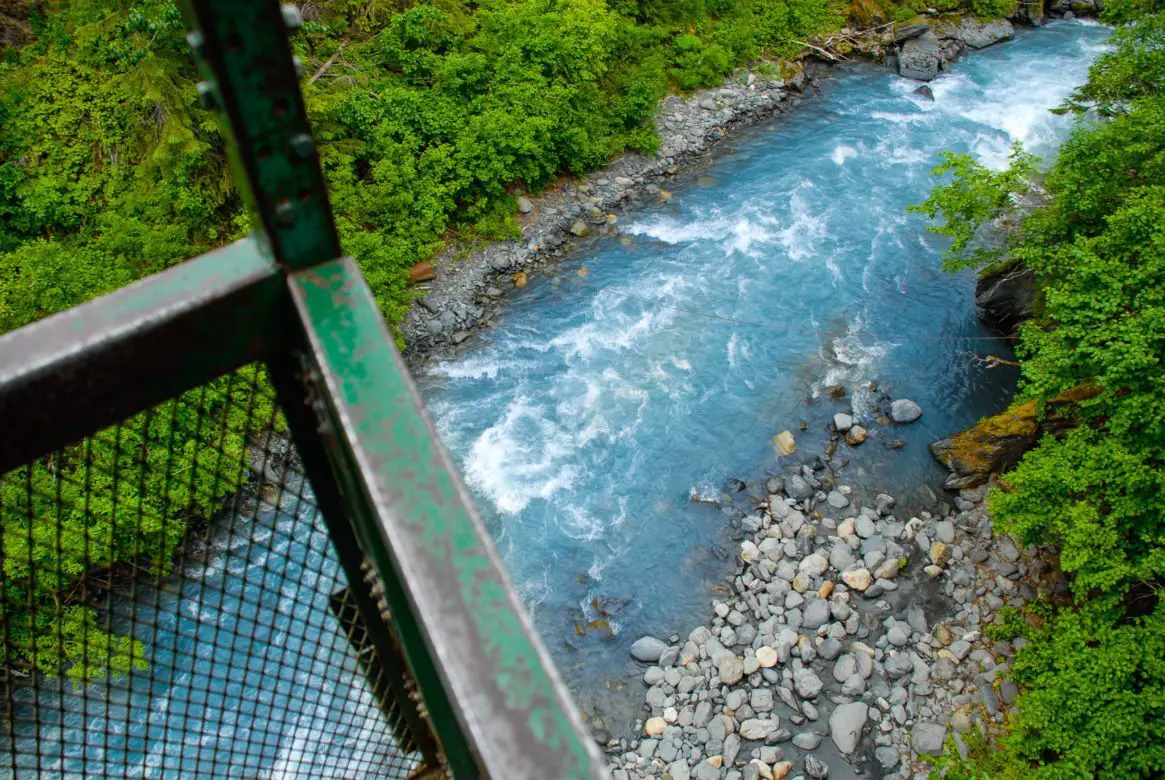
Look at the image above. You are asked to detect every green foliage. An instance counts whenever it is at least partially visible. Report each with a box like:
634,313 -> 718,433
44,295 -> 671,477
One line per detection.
915,4 -> 1165,775
908,144 -> 1038,271
970,0 -> 1017,18
1,368 -> 273,682
0,0 -> 254,682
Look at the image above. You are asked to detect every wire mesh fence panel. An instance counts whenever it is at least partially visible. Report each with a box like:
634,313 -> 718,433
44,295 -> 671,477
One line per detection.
0,367 -> 424,779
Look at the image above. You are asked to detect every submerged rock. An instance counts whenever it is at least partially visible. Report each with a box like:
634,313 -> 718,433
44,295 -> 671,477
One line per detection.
914,84 -> 935,101
774,430 -> 797,456
785,475 -> 815,500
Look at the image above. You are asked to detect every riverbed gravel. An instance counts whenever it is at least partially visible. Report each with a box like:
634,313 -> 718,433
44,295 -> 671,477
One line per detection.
594,411 -> 1064,780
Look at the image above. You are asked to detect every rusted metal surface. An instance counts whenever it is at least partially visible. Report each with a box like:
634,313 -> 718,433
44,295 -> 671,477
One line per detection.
179,0 -> 341,270
0,239 -> 280,473
285,256 -> 608,780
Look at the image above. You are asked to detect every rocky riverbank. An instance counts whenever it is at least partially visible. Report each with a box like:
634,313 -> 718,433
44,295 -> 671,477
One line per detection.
402,60 -> 824,353
603,397 -> 1062,780
400,10 -> 1081,357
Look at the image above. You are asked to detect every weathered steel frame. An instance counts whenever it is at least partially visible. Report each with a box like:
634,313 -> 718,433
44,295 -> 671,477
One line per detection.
0,0 -> 607,777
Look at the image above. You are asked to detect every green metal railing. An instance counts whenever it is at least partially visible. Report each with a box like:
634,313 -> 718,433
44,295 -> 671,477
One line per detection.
0,1 -> 606,777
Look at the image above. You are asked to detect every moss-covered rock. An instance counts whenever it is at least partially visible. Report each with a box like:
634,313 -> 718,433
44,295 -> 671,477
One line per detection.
930,384 -> 1101,488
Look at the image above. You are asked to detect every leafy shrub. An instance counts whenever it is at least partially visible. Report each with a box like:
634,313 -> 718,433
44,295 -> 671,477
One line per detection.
915,4 -> 1165,775
970,0 -> 1017,18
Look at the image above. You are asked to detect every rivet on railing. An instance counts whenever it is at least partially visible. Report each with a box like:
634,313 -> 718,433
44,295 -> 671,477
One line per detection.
281,4 -> 304,30
196,81 -> 217,110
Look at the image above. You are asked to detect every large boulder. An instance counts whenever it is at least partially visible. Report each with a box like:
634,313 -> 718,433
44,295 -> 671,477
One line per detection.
930,384 -> 1101,489
898,31 -> 942,81
976,259 -> 1034,335
938,17 -> 1015,49
893,20 -> 931,42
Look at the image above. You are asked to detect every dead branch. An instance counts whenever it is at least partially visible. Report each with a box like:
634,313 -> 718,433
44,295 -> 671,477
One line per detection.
793,40 -> 848,61
310,40 -> 348,85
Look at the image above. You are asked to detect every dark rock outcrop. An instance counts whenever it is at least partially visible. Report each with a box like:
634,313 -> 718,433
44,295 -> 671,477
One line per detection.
896,18 -> 1016,82
930,385 -> 1101,489
899,31 -> 943,81
975,259 -> 1034,335
1013,0 -> 1046,25
938,18 -> 1015,49
893,21 -> 932,42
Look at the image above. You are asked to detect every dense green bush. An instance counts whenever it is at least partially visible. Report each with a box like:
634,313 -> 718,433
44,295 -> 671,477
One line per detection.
915,2 -> 1165,774
970,0 -> 1016,19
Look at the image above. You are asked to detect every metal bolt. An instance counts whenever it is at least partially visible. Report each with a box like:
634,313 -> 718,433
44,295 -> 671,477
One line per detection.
274,199 -> 296,225
292,56 -> 305,79
281,4 -> 303,29
196,81 -> 217,110
186,30 -> 205,58
290,133 -> 315,159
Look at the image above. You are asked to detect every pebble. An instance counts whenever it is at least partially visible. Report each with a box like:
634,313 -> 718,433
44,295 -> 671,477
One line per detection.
829,702 -> 869,754
630,636 -> 668,663
720,655 -> 745,685
912,721 -> 947,755
793,668 -> 824,699
890,399 -> 923,423
841,568 -> 873,591
740,718 -> 781,741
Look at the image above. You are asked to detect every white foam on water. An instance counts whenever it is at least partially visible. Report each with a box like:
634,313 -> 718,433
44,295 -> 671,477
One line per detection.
550,308 -> 659,361
870,109 -> 931,125
826,255 -> 842,282
777,183 -> 827,261
558,505 -> 608,542
464,397 -> 579,515
428,355 -> 529,380
726,332 -> 740,368
626,212 -> 773,257
831,144 -> 859,165
817,312 -> 891,393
